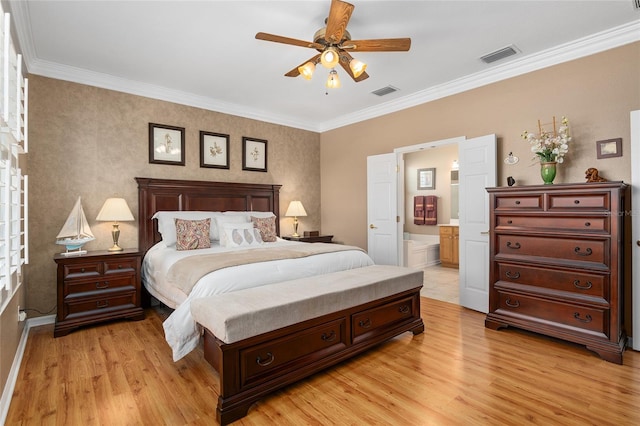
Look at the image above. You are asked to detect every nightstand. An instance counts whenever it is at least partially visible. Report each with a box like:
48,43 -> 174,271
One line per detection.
54,248 -> 144,337
282,235 -> 333,243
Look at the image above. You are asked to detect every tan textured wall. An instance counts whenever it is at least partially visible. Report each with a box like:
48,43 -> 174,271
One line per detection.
27,76 -> 320,315
321,43 -> 640,250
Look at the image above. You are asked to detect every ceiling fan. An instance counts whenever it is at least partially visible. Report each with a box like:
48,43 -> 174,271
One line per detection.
255,0 -> 411,88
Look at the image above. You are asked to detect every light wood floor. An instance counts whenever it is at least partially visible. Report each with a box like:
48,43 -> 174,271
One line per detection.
7,298 -> 640,425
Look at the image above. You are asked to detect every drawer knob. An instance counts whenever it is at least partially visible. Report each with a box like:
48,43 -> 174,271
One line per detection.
256,352 -> 274,367
398,305 -> 410,314
507,220 -> 513,224
96,282 -> 109,289
321,331 -> 336,342
515,200 -> 521,205
584,222 -> 591,227
574,247 -> 593,257
506,241 -> 521,249
505,271 -> 520,279
573,312 -> 592,323
96,300 -> 109,309
505,298 -> 520,308
118,264 -> 123,269
573,280 -> 593,290
81,268 -> 86,273
574,200 -> 580,204
358,318 -> 372,329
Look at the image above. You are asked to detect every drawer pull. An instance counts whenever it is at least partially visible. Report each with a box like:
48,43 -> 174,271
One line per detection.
574,247 -> 593,256
358,318 -> 372,329
505,271 -> 520,279
584,222 -> 591,227
256,352 -> 274,367
507,220 -> 513,224
505,298 -> 520,308
398,305 -> 410,314
506,241 -> 521,249
96,300 -> 109,309
573,280 -> 593,290
95,282 -> 109,289
514,200 -> 521,205
574,200 -> 580,204
118,264 -> 123,269
573,312 -> 592,323
321,331 -> 336,342
81,268 -> 86,273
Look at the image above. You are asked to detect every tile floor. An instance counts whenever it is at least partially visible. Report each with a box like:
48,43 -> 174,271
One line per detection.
420,264 -> 459,304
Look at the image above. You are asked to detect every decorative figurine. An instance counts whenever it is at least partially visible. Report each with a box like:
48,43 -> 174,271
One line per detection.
585,168 -> 607,183
507,176 -> 515,187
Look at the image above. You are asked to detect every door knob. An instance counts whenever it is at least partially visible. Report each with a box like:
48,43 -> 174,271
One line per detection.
369,224 -> 378,229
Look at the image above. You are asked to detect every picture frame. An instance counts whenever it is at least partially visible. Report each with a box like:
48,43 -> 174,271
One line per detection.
596,138 -> 622,159
149,123 -> 185,165
417,168 -> 436,190
242,137 -> 268,172
200,131 -> 230,169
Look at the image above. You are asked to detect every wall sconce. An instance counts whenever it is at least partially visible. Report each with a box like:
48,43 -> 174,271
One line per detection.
96,197 -> 134,251
285,200 -> 307,237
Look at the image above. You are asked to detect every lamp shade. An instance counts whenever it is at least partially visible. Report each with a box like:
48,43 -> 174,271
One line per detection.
96,198 -> 134,222
285,201 -> 307,217
349,58 -> 367,78
320,47 -> 340,69
326,70 -> 341,89
298,61 -> 316,80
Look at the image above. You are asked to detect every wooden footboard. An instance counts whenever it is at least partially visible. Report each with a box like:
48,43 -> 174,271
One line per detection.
202,288 -> 424,425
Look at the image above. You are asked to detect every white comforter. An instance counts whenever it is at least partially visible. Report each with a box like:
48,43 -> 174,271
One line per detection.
142,239 -> 374,361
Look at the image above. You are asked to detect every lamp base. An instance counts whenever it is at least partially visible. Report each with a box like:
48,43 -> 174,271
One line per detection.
108,244 -> 124,252
109,223 -> 123,251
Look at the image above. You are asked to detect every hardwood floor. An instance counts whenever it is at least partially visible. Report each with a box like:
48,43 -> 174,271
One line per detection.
7,298 -> 640,425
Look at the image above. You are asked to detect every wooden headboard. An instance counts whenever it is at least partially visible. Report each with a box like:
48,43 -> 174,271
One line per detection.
136,177 -> 282,255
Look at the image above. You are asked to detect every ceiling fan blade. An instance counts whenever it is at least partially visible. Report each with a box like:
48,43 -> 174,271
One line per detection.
256,32 -> 323,49
339,51 -> 369,82
285,54 -> 322,77
324,0 -> 354,44
341,38 -> 412,52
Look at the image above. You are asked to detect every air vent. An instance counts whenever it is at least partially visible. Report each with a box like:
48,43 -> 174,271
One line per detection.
371,85 -> 399,97
480,45 -> 519,64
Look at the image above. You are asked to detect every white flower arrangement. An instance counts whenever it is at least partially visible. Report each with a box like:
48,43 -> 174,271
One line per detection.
522,116 -> 571,163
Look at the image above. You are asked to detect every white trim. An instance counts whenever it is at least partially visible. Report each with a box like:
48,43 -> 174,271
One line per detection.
8,0 -> 640,133
0,314 -> 54,424
631,110 -> 639,351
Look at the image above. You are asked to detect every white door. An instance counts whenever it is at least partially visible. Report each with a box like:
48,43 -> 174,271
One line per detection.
367,153 -> 399,265
631,110 -> 639,350
458,134 -> 497,313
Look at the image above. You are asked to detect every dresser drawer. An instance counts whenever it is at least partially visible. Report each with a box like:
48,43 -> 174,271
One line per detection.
240,318 -> 347,386
64,275 -> 136,296
104,257 -> 138,275
494,195 -> 543,210
63,290 -> 137,320
495,262 -> 607,301
63,261 -> 102,279
495,290 -> 607,337
495,215 -> 608,234
352,295 -> 416,343
548,192 -> 609,211
495,234 -> 608,268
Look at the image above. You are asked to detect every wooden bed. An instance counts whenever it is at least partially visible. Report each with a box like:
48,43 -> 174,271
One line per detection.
135,177 -> 424,425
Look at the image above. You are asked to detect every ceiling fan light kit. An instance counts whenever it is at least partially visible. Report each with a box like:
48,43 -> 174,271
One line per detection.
255,0 -> 410,89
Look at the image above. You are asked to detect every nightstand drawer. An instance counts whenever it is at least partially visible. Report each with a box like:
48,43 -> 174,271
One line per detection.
64,275 -> 136,296
64,290 -> 137,319
63,261 -> 102,279
104,257 -> 138,274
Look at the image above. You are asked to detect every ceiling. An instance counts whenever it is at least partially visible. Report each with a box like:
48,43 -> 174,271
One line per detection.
8,1 -> 640,132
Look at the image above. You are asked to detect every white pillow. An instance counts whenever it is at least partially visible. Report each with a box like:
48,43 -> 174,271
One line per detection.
152,211 -> 224,245
214,215 -> 249,239
220,223 -> 263,247
223,211 -> 275,220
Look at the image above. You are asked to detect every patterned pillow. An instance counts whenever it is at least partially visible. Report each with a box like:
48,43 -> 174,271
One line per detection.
175,218 -> 211,251
251,216 -> 277,242
220,224 -> 264,248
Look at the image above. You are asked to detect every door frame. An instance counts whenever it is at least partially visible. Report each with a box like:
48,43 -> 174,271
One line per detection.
631,110 -> 639,350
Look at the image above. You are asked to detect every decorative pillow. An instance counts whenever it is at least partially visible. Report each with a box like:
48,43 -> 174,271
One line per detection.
251,216 -> 277,242
175,218 -> 211,251
153,211 -> 223,245
220,223 -> 263,248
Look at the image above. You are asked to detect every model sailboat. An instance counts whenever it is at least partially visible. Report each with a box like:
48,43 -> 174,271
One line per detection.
56,196 -> 95,256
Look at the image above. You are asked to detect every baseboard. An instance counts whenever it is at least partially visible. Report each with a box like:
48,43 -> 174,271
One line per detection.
0,315 -> 55,424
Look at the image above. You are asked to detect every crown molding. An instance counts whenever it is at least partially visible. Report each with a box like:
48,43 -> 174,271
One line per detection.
9,0 -> 639,133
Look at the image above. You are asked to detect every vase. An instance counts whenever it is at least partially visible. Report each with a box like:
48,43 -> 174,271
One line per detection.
540,161 -> 557,185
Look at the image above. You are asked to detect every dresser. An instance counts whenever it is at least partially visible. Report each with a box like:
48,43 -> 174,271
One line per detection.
439,225 -> 459,268
54,249 -> 144,337
485,182 -> 628,364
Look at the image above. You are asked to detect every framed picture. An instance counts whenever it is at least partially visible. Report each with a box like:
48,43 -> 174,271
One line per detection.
242,137 -> 268,172
417,168 -> 436,190
149,123 -> 185,165
200,131 -> 230,169
596,138 -> 622,159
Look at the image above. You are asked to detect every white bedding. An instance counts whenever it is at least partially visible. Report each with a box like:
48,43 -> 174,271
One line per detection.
142,238 -> 374,361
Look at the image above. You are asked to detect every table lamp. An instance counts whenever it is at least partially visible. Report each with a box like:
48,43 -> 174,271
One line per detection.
96,197 -> 134,251
285,200 -> 307,237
